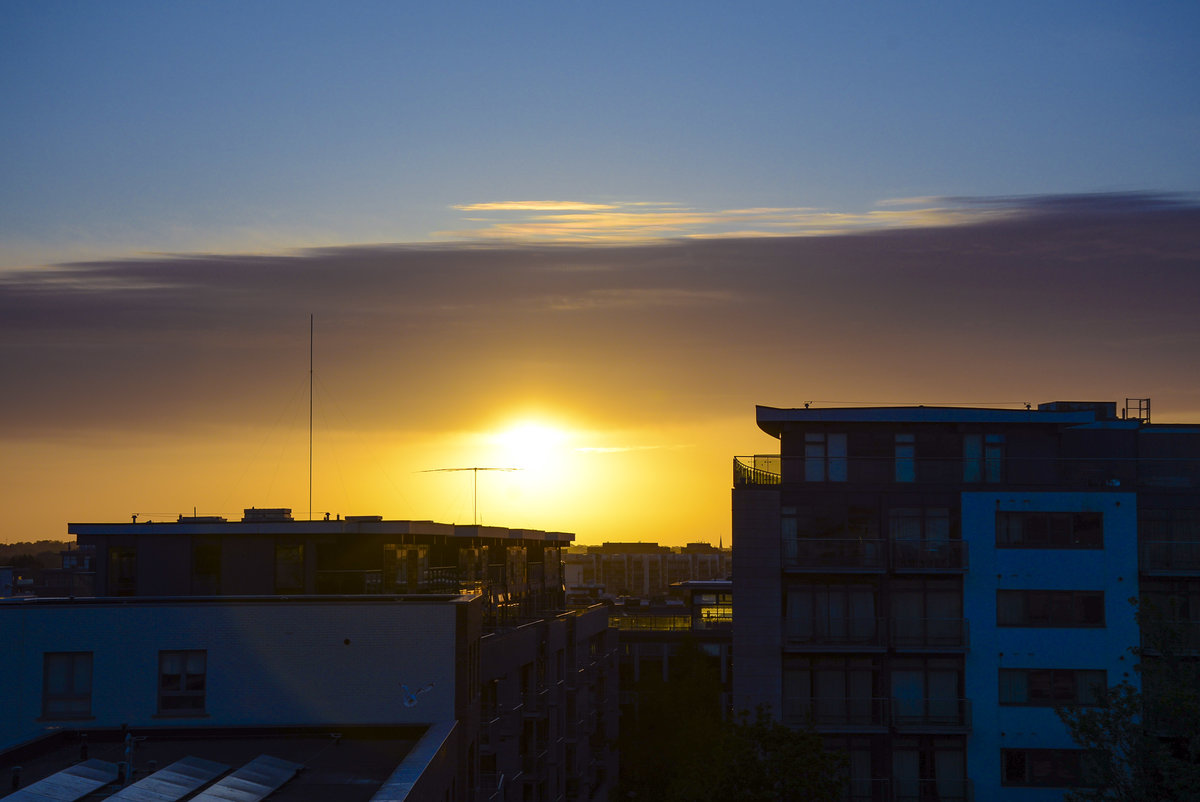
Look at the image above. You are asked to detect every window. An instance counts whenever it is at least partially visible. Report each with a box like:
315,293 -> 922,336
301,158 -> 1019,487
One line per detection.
997,590 -> 1105,627
963,434 -> 1004,483
783,656 -> 881,727
43,652 -> 92,718
895,434 -> 916,482
274,544 -> 305,594
891,657 -> 964,727
785,584 -> 878,645
999,669 -> 1107,706
996,512 -> 1103,549
804,433 -> 847,482
159,650 -> 206,714
1002,749 -> 1097,787
192,541 -> 221,594
108,547 -> 137,595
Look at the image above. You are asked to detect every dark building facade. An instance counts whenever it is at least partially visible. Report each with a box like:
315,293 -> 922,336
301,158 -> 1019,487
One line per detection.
732,401 -> 1200,801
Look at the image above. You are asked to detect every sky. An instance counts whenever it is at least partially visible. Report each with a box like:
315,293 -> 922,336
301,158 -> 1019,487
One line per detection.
2,2 -> 1199,545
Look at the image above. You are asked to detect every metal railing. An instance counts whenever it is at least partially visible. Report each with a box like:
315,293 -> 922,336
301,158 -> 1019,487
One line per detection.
1140,541 -> 1200,573
891,618 -> 970,650
891,540 -> 968,571
783,539 -> 886,571
784,617 -> 886,649
891,698 -> 971,731
783,697 -> 889,729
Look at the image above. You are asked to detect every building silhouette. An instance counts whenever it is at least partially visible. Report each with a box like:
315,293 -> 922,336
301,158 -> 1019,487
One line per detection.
732,400 -> 1199,800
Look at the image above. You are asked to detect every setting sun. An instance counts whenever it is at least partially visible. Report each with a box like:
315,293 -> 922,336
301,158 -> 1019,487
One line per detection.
489,421 -> 571,470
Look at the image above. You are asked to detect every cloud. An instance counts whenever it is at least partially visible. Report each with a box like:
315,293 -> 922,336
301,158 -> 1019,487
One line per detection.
440,198 -> 1021,242
3,192 -> 1199,445
452,201 -> 619,212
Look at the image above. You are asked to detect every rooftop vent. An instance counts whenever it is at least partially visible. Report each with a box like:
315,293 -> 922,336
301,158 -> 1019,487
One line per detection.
241,507 -> 294,523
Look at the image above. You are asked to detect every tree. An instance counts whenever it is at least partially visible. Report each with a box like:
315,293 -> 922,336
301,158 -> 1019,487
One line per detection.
617,638 -> 846,802
1056,601 -> 1200,801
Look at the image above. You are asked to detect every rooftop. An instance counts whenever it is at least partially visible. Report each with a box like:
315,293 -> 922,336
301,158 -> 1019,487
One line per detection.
0,726 -> 427,802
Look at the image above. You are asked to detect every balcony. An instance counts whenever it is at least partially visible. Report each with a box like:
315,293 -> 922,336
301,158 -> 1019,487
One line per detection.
1140,541 -> 1200,575
782,697 -> 889,731
891,697 -> 971,732
784,539 -> 886,572
890,540 -> 968,572
893,779 -> 972,802
784,617 -> 886,651
733,455 -> 781,487
891,618 -> 970,651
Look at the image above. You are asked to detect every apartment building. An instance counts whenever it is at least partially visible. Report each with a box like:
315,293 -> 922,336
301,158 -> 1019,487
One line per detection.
563,542 -> 731,603
9,509 -> 618,802
732,400 -> 1200,801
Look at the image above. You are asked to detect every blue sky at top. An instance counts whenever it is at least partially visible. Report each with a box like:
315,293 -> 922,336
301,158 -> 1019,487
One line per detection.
2,1 -> 1198,265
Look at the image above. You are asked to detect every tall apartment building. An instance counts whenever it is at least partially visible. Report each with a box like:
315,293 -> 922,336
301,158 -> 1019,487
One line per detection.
732,401 -> 1200,801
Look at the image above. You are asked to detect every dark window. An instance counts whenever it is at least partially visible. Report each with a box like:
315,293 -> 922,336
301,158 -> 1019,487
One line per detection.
108,547 -> 137,596
964,434 -> 1004,483
999,669 -> 1107,706
997,512 -> 1103,549
804,433 -> 847,482
997,590 -> 1105,627
1002,749 -> 1097,787
275,544 -> 305,594
192,541 -> 221,594
159,650 -> 206,715
42,652 -> 92,718
895,434 -> 916,483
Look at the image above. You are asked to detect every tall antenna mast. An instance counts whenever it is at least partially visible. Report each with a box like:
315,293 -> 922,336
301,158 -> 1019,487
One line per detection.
421,467 -> 520,525
309,313 -> 313,522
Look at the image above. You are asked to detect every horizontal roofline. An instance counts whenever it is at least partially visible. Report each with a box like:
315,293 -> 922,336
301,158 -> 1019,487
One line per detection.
67,519 -> 574,542
755,404 -> 1107,436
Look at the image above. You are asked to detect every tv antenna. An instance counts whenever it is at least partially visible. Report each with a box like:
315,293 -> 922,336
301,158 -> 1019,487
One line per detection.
421,467 -> 520,525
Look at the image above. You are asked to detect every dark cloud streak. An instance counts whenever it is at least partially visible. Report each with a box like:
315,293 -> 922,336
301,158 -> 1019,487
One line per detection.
3,192 -> 1199,439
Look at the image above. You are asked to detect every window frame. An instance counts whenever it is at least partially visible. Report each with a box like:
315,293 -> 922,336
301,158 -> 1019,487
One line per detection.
803,432 -> 847,482
158,649 -> 207,716
42,651 -> 93,719
963,433 -> 1005,483
1001,748 -> 1097,787
996,511 -> 1104,549
996,590 -> 1106,628
998,668 -> 1107,706
894,433 -> 916,483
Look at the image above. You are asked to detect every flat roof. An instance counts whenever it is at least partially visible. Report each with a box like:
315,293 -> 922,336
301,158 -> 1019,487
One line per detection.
68,518 -> 574,543
0,726 -> 424,802
755,404 -> 1104,437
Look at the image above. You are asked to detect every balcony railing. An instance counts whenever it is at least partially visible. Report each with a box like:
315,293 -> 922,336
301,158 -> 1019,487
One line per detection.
785,617 -> 886,650
891,618 -> 970,650
891,697 -> 971,731
734,455 -> 781,487
1140,541 -> 1200,574
783,539 -> 886,572
892,779 -> 972,802
783,697 -> 889,730
890,540 -> 968,572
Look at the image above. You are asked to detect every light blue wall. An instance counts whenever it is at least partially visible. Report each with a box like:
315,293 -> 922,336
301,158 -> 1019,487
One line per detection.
963,491 -> 1138,802
0,599 -> 461,751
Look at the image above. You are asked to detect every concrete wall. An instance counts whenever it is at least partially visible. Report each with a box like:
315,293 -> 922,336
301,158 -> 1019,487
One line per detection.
731,487 -> 782,716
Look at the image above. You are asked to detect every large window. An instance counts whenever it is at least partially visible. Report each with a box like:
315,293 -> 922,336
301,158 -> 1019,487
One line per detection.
275,543 -> 305,594
1002,749 -> 1096,787
785,584 -> 878,645
963,434 -> 1004,483
996,512 -> 1103,549
159,650 -> 207,715
999,669 -> 1107,706
108,547 -> 137,596
891,657 -> 964,727
43,652 -> 92,719
804,433 -> 847,482
997,590 -> 1105,627
783,656 -> 881,727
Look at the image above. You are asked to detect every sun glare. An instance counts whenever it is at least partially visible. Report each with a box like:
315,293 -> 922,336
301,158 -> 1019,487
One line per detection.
490,421 -> 570,470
